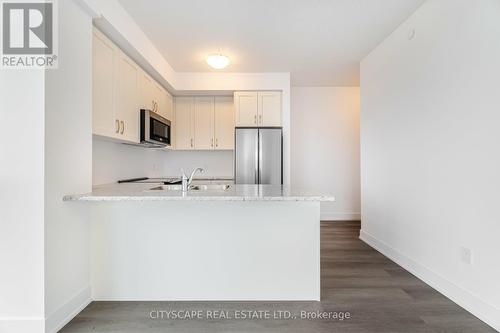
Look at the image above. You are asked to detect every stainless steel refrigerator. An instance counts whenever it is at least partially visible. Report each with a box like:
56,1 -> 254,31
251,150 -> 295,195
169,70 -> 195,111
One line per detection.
235,128 -> 283,185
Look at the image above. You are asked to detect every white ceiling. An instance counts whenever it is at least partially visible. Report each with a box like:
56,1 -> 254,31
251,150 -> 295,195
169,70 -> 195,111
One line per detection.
118,0 -> 425,86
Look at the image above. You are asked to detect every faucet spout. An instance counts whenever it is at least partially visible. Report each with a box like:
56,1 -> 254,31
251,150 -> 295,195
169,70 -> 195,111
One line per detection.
181,167 -> 205,192
188,167 -> 205,185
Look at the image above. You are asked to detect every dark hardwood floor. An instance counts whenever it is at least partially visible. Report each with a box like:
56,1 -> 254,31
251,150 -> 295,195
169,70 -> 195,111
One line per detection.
61,221 -> 495,333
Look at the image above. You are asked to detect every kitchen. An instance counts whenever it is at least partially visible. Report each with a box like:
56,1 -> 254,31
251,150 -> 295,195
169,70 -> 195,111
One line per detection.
90,26 -> 290,187
1,0 -> 499,333
64,25 -> 332,302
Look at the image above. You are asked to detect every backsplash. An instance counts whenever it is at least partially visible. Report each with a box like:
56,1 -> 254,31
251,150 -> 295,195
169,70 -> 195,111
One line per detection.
93,138 -> 234,185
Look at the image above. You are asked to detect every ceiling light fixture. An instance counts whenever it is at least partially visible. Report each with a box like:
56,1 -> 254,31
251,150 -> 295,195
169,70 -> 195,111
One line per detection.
206,54 -> 230,69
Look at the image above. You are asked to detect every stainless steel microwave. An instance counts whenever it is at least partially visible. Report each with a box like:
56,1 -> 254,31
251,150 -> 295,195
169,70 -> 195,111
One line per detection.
140,109 -> 171,147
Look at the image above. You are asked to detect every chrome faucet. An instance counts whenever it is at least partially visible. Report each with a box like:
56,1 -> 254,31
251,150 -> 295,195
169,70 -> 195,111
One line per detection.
181,167 -> 205,192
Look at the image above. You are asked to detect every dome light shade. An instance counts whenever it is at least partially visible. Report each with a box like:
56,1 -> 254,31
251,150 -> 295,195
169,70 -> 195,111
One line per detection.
206,54 -> 230,69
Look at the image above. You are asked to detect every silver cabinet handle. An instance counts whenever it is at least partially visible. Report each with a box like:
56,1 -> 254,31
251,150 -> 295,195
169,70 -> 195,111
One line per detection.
211,138 -> 214,147
254,114 -> 257,124
115,119 -> 120,133
190,138 -> 193,148
152,100 -> 155,111
259,114 -> 262,124
215,138 -> 218,147
120,121 -> 124,134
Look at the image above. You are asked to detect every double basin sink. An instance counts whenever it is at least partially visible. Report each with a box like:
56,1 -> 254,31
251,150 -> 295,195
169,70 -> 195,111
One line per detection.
148,184 -> 231,192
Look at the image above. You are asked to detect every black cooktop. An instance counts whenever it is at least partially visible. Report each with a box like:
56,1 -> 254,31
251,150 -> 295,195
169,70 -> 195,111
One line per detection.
117,177 -> 182,185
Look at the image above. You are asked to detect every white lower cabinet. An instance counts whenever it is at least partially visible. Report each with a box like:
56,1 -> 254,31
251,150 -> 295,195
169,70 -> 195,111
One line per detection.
174,96 -> 234,150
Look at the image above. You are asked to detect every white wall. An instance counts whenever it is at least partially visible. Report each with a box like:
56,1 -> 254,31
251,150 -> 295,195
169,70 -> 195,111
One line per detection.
291,87 -> 360,220
44,1 -> 93,332
360,0 -> 500,330
0,4 -> 92,333
93,139 -> 234,185
0,71 -> 45,333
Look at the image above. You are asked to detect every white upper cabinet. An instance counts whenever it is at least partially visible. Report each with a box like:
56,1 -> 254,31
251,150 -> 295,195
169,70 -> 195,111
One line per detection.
139,71 -> 156,112
115,50 -> 139,143
234,91 -> 282,127
258,92 -> 282,126
93,28 -> 139,143
92,28 -> 116,138
139,71 -> 173,121
93,27 -> 171,144
152,83 -> 164,117
174,96 -> 235,150
163,90 -> 173,121
214,97 -> 235,149
234,91 -> 258,126
154,84 -> 173,121
174,97 -> 194,150
194,97 -> 215,150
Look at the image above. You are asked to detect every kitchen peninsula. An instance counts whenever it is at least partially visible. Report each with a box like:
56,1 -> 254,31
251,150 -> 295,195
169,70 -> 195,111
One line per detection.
65,183 -> 334,301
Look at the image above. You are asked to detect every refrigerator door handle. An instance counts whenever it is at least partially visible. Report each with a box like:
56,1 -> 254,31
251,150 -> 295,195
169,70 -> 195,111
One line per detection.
258,130 -> 263,184
255,130 -> 259,184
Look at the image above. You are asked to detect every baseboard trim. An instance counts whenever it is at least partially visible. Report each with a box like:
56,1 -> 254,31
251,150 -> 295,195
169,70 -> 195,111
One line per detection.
45,285 -> 91,333
0,317 -> 44,333
320,212 -> 360,221
360,230 -> 500,332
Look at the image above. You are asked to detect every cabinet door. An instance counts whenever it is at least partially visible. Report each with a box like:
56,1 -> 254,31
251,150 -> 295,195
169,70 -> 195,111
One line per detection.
164,91 -> 173,121
194,97 -> 215,150
234,92 -> 258,126
153,83 -> 166,118
214,96 -> 235,150
174,97 -> 194,149
258,92 -> 282,126
92,29 -> 117,137
139,71 -> 156,112
115,50 -> 139,143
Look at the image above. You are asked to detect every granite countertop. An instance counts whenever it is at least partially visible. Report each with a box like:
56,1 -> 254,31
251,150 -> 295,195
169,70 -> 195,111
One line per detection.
63,183 -> 335,202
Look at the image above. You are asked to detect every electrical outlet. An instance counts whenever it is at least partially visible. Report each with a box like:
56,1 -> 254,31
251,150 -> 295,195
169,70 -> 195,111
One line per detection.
460,246 -> 473,264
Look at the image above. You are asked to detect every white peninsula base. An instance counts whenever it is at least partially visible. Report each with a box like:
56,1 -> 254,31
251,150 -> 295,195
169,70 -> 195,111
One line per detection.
91,200 -> 321,301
